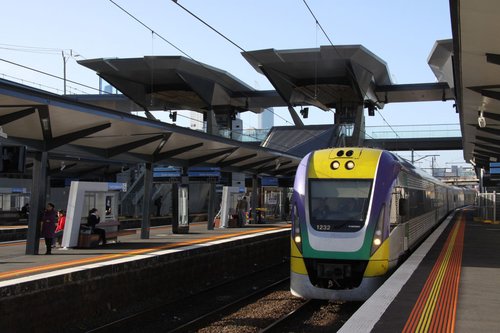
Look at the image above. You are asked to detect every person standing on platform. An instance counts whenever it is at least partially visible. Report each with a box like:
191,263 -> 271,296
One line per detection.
87,208 -> 106,245
236,196 -> 249,227
154,195 -> 163,217
41,203 -> 57,255
20,203 -> 30,219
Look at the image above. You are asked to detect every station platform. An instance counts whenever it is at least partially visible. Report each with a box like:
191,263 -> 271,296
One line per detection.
0,222 -> 289,283
0,221 -> 290,332
340,207 -> 500,332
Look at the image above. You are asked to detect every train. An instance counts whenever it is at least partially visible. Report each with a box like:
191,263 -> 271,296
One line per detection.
290,147 -> 475,300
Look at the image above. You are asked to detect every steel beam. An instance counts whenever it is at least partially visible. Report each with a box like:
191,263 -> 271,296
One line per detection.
26,151 -> 48,255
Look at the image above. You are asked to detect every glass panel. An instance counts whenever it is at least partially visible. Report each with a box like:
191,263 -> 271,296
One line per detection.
309,179 -> 372,232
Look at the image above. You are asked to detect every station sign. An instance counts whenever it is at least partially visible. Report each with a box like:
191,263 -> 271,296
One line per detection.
261,177 -> 278,187
187,167 -> 221,178
107,182 -> 127,192
153,166 -> 182,178
490,162 -> 500,175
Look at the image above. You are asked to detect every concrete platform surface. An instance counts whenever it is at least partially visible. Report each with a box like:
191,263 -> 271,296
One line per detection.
340,208 -> 500,332
0,222 -> 290,283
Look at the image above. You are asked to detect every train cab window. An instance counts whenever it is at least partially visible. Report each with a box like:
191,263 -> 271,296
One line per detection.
309,179 -> 372,232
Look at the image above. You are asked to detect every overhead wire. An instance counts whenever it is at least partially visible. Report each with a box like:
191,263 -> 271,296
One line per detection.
0,43 -> 74,55
301,0 -> 402,141
0,1 -> 382,151
0,73 -> 88,95
170,1 -> 333,111
169,0 -> 342,149
112,0 -> 337,138
0,58 -> 105,94
108,0 -> 193,59
0,1 -> 362,153
108,0 -> 295,123
106,0 -> 339,151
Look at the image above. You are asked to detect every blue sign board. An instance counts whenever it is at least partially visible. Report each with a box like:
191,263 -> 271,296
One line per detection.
107,182 -> 127,192
153,166 -> 181,178
261,177 -> 278,186
490,163 -> 500,174
187,167 -> 221,178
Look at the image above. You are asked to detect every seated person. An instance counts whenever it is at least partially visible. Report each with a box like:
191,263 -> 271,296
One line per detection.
20,203 -> 30,219
54,210 -> 66,246
87,208 -> 107,245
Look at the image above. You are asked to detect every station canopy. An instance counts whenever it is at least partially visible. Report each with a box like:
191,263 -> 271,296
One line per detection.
242,45 -> 455,111
78,56 -> 286,115
0,79 -> 300,177
449,0 -> 500,173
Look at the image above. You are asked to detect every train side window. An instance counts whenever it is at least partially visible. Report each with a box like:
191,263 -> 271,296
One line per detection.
399,198 -> 408,216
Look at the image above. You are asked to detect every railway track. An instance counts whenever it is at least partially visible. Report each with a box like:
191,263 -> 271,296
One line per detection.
86,262 -> 290,332
86,260 -> 362,332
259,299 -> 315,332
260,299 -> 363,333
167,277 -> 293,333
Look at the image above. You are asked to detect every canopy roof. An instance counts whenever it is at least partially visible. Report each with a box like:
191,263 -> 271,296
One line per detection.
78,56 -> 285,115
0,78 -> 300,177
450,0 -> 500,172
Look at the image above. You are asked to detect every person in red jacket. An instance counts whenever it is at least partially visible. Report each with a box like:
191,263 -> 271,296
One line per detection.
54,210 -> 66,247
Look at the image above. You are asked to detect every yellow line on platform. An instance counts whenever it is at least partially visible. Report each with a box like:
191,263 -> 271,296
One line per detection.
0,226 -> 288,281
415,219 -> 461,332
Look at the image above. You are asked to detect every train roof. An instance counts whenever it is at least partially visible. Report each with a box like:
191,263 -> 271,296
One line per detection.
388,151 -> 452,187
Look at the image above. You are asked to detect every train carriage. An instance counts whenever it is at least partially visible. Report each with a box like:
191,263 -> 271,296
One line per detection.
290,147 -> 474,300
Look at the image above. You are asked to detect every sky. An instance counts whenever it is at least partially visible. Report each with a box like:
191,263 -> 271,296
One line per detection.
0,0 -> 467,170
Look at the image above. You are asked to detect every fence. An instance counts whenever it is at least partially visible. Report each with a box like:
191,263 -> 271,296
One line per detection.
475,192 -> 500,223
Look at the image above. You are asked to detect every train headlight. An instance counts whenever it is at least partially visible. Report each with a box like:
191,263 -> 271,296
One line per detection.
371,206 -> 386,255
292,204 -> 303,253
345,161 -> 355,170
373,230 -> 382,247
331,161 -> 340,170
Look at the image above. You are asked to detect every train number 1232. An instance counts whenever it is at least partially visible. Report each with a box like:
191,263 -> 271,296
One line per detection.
316,224 -> 331,231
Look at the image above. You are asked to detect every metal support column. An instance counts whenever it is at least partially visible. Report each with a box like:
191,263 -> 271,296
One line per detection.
207,109 -> 218,230
251,175 -> 258,224
494,191 -> 497,223
171,182 -> 179,233
26,151 -> 48,255
141,162 -> 153,239
351,104 -> 365,146
207,182 -> 216,230
206,109 -> 218,136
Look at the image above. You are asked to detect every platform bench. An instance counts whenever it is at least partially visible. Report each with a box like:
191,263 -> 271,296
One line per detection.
78,233 -> 100,248
77,229 -> 137,248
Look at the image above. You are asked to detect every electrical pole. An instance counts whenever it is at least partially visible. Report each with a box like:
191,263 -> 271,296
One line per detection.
62,51 -> 67,95
62,50 -> 73,95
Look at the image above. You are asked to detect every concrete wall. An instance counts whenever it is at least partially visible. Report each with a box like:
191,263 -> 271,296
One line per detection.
0,231 -> 289,332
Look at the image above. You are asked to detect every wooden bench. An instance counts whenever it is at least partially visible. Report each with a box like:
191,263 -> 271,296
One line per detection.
77,228 -> 137,248
77,219 -> 137,248
78,233 -> 100,248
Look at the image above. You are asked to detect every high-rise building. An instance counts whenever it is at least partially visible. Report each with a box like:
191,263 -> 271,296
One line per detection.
258,107 -> 274,129
190,111 -> 205,131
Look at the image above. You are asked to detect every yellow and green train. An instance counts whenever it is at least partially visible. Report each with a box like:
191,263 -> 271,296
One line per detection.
290,147 -> 475,300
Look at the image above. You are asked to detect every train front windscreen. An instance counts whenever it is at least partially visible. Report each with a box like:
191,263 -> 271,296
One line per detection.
308,179 -> 372,232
